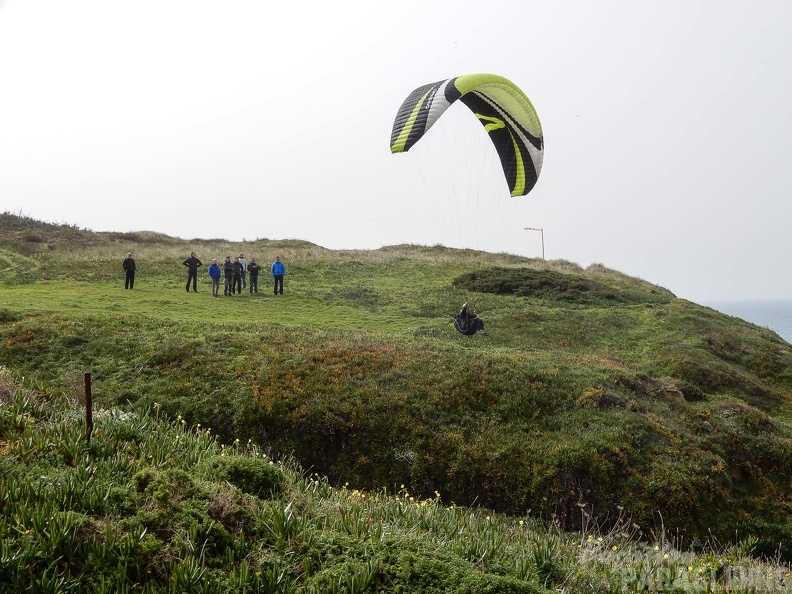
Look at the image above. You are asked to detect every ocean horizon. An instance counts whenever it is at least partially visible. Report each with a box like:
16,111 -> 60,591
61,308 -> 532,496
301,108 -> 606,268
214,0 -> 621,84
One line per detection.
703,299 -> 792,345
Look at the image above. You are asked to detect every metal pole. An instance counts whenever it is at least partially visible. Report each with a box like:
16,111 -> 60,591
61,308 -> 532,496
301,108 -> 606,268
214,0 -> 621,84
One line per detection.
524,227 -> 545,261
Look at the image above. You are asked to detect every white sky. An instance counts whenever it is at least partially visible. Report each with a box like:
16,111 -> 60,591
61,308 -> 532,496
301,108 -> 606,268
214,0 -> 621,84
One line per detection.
1,0 -> 790,302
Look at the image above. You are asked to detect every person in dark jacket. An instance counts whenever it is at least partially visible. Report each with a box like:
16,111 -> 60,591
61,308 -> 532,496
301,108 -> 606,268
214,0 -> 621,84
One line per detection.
248,258 -> 262,293
123,252 -> 136,289
183,252 -> 203,292
232,257 -> 244,295
222,256 -> 233,296
454,301 -> 485,335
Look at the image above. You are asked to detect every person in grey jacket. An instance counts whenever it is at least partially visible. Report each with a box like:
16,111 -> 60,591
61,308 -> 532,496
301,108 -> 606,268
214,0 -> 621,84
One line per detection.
239,253 -> 248,289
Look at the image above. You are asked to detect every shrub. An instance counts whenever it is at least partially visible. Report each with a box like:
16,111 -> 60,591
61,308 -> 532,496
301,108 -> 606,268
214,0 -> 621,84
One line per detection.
198,454 -> 285,498
0,309 -> 21,323
133,467 -> 204,503
452,267 -> 671,306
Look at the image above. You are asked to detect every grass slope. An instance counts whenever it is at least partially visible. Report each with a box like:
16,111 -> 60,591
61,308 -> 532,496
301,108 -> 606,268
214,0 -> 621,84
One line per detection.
1,213 -> 792,563
2,371 -> 790,593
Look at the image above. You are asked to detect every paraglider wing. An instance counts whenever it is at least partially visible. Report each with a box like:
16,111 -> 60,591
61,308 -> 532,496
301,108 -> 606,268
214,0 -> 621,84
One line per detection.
390,74 -> 544,196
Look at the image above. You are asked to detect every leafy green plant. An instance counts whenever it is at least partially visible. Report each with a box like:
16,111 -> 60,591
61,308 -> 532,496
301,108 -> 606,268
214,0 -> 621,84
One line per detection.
198,454 -> 285,498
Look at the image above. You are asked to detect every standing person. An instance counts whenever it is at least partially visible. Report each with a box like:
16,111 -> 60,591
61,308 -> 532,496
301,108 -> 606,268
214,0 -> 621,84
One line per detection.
238,253 -> 248,290
271,255 -> 285,295
223,256 -> 233,296
123,252 -> 136,289
183,252 -> 203,293
232,256 -> 244,295
248,257 -> 261,293
207,258 -> 221,297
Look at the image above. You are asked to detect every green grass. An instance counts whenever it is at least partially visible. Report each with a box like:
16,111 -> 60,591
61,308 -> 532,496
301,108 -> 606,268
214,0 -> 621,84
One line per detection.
1,212 -> 792,582
1,371 -> 790,593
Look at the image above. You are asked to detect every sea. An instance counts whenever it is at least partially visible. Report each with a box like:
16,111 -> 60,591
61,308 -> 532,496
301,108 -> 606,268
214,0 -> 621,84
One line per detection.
703,299 -> 792,345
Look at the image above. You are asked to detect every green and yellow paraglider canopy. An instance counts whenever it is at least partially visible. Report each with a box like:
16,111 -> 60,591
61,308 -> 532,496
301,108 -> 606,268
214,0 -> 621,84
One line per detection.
390,74 -> 544,197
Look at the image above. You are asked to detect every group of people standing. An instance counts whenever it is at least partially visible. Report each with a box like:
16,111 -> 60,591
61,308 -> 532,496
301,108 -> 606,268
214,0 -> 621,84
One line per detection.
199,252 -> 286,297
203,253 -> 285,297
121,252 -> 286,296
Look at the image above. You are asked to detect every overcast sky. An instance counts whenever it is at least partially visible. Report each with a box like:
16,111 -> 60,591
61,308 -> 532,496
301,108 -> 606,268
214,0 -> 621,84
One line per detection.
1,0 -> 790,302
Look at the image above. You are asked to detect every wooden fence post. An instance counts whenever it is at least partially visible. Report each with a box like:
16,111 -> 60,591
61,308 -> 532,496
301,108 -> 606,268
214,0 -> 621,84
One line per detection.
85,372 -> 93,445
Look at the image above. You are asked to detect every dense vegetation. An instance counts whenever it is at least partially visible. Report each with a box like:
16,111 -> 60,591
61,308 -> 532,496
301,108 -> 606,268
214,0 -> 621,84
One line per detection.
1,212 -> 792,590
2,372 -> 790,593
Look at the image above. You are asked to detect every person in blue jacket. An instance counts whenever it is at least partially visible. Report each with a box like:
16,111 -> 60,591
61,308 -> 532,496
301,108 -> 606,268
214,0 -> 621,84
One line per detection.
207,258 -> 221,297
271,256 -> 285,295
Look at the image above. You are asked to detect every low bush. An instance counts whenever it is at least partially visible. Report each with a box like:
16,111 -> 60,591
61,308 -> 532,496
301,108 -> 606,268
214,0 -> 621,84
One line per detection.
452,267 -> 672,306
198,454 -> 285,498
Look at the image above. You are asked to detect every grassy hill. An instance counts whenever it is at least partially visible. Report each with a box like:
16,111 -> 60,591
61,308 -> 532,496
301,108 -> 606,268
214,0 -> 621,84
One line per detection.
1,212 -> 792,583
4,371 -> 790,593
